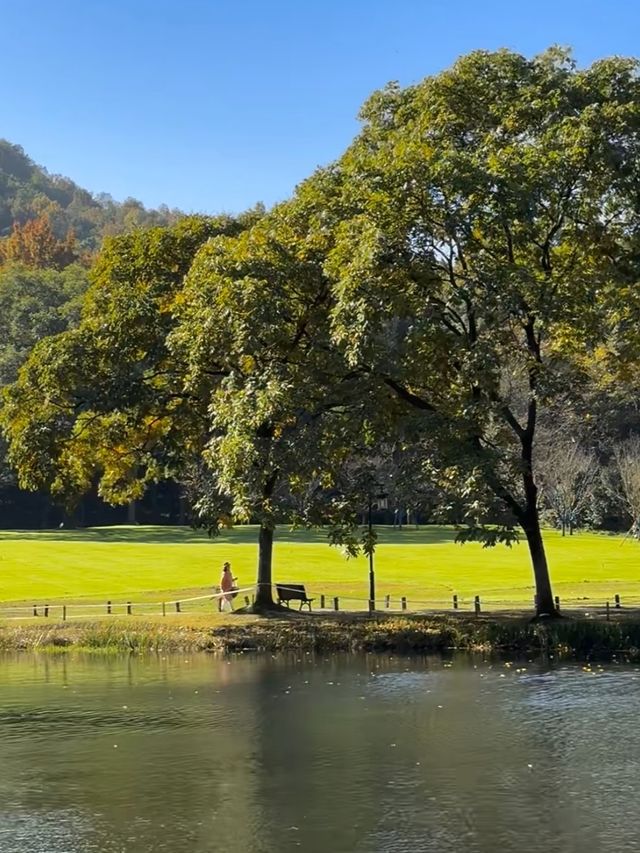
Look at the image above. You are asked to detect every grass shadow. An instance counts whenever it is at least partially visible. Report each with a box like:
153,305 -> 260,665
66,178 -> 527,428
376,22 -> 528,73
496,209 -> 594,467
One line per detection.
0,524 -> 461,546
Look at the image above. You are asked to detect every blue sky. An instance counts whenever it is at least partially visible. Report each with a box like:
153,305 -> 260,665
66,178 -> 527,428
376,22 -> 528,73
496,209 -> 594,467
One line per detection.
2,0 -> 639,213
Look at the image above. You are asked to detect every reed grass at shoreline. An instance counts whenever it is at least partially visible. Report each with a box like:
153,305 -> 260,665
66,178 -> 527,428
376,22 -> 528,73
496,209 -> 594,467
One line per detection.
2,613 -> 640,659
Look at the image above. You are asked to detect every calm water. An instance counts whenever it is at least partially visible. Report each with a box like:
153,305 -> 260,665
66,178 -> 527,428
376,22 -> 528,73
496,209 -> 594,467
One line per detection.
0,652 -> 638,853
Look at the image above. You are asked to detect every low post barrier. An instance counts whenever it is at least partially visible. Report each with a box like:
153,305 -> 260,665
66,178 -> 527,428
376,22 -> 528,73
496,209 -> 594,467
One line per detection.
474,596 -> 481,617
555,595 -> 560,612
162,602 -> 166,617
107,601 -> 111,614
127,602 -> 132,615
62,605 -> 67,621
320,594 -> 325,609
385,595 -> 390,609
32,605 -> 37,617
44,605 -> 49,618
453,594 -> 458,610
606,601 -> 610,621
401,597 -> 407,611
333,597 -> 339,611
175,601 -> 181,613
615,594 -> 621,609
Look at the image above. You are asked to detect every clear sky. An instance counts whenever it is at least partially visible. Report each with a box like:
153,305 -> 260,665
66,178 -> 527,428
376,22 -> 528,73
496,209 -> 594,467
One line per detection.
3,0 -> 639,214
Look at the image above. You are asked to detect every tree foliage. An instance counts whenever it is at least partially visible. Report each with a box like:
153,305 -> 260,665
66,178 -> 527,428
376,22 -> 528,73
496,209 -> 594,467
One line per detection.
0,215 -> 78,269
316,48 -> 640,612
1,215 -> 245,504
5,49 -> 640,617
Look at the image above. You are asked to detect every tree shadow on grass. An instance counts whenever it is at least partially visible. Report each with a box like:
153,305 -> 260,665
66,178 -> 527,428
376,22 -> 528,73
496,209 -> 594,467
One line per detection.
0,524 -> 459,546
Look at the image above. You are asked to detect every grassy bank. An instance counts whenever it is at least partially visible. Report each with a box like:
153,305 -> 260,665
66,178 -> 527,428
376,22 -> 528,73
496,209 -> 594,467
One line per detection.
2,613 -> 640,658
1,524 -> 640,611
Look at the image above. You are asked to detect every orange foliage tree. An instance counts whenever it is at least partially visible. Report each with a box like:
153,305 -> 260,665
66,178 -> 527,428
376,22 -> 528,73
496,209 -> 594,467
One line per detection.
0,215 -> 78,269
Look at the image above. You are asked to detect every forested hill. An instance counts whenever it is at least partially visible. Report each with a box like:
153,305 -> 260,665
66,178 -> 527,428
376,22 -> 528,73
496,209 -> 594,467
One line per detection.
0,139 -> 182,251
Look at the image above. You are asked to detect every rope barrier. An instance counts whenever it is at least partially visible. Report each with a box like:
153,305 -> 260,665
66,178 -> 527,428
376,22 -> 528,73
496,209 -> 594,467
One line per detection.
0,586 -> 257,618
2,583 -> 640,618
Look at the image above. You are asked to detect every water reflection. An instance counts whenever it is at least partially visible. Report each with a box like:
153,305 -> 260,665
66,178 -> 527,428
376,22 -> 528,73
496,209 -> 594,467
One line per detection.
0,653 -> 636,853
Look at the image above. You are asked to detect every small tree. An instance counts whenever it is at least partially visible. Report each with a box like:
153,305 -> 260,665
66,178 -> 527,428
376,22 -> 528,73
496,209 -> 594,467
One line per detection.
536,436 -> 599,535
607,436 -> 640,537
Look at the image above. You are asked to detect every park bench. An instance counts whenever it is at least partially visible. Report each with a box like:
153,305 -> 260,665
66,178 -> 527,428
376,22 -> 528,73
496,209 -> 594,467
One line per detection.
276,583 -> 314,611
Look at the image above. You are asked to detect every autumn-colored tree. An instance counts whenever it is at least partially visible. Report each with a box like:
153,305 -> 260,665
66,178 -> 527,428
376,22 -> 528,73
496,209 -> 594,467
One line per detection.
0,215 -> 78,269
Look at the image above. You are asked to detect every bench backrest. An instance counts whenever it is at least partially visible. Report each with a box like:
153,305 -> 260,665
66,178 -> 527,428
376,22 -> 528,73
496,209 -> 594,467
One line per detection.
276,583 -> 308,600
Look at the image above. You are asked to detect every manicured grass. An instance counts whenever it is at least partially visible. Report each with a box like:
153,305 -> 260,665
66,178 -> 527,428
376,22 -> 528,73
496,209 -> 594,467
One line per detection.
0,524 -> 640,613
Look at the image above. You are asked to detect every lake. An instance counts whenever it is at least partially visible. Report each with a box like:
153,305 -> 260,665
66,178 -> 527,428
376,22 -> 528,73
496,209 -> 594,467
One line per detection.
0,652 -> 637,853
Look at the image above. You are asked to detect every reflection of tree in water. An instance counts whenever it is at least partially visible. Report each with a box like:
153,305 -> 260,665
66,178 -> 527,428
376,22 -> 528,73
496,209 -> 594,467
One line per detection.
0,654 -> 269,853
248,654 -> 427,852
2,655 -> 638,853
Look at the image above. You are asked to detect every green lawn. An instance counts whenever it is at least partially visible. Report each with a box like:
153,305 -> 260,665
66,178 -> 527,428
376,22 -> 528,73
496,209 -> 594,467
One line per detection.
0,524 -> 640,615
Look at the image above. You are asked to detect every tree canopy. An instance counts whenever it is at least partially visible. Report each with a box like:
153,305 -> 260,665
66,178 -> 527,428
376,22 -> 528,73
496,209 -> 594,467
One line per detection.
5,49 -> 640,615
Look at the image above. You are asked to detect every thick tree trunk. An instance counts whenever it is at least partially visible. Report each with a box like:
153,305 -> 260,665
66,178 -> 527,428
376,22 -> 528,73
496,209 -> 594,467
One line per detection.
517,399 -> 558,617
254,524 -> 275,609
522,507 -> 556,616
127,500 -> 136,524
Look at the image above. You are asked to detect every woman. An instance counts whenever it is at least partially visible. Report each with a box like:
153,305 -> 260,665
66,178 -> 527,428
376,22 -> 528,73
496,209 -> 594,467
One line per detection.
218,562 -> 237,612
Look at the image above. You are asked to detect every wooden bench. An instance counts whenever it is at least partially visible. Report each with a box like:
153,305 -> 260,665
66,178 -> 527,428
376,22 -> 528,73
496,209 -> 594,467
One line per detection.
276,583 -> 314,611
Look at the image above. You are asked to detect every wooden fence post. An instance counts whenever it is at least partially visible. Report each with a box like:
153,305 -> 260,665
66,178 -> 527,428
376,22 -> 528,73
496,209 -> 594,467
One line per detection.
385,595 -> 390,609
62,605 -> 67,622
453,594 -> 458,610
175,601 -> 181,613
474,596 -> 481,617
162,601 -> 166,617
320,594 -> 325,609
127,602 -> 132,615
244,595 -> 250,607
44,605 -> 49,618
401,597 -> 407,611
32,605 -> 37,617
333,596 -> 339,611
606,601 -> 610,621
107,600 -> 111,614
615,594 -> 621,609
555,595 -> 560,612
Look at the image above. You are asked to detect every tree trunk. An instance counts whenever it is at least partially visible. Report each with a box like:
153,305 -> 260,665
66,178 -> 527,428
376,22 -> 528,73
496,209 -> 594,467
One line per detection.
561,521 -> 565,537
127,500 -> 136,524
40,501 -> 50,530
178,494 -> 187,526
518,405 -> 558,617
522,509 -> 556,616
254,524 -> 275,609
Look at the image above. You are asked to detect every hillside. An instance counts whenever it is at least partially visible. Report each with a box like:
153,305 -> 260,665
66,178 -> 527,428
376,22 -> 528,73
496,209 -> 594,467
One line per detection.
0,139 -> 182,251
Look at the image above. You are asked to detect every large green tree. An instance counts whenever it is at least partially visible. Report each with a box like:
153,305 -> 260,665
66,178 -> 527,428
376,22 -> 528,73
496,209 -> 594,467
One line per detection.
171,198 -> 358,609
1,215 -> 245,506
0,262 -> 89,507
321,48 -> 640,615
